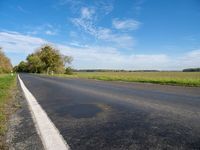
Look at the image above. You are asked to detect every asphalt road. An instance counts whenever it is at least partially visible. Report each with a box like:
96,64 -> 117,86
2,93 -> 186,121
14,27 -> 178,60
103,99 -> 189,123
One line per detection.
19,74 -> 200,150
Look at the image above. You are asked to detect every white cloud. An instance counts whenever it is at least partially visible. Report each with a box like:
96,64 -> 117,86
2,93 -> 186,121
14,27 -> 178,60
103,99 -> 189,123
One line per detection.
71,7 -> 135,48
45,30 -> 57,35
58,45 -> 170,70
112,18 -> 140,30
177,49 -> 200,68
72,17 -> 97,36
97,28 -> 134,47
81,7 -> 94,19
69,31 -> 78,38
58,0 -> 83,13
71,7 -> 97,35
0,31 -> 47,54
185,49 -> 200,58
26,24 -> 58,36
1,31 -> 199,70
59,0 -> 113,15
95,0 -> 114,15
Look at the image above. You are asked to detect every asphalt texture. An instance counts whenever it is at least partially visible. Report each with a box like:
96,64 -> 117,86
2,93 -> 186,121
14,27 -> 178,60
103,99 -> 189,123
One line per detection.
19,74 -> 200,150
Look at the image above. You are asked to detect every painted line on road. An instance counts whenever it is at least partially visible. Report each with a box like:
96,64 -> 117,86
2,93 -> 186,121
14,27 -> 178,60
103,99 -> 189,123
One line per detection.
18,75 -> 70,150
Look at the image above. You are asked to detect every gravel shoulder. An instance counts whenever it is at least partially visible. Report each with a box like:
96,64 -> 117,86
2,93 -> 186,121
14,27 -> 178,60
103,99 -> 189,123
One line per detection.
6,80 -> 44,150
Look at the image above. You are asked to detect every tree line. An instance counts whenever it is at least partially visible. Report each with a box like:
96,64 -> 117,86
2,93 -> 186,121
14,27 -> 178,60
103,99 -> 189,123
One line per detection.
0,47 -> 12,73
14,45 -> 73,74
182,68 -> 200,72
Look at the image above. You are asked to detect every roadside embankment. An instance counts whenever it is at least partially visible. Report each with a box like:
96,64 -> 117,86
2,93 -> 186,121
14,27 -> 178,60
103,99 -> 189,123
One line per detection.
0,74 -> 44,149
0,74 -> 16,149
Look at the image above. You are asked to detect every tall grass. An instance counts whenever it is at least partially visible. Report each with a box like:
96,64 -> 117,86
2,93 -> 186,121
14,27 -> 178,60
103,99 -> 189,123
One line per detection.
0,74 -> 16,135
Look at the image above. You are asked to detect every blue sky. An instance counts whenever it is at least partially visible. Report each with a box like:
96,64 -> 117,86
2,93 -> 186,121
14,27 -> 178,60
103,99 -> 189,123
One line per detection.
0,0 -> 200,70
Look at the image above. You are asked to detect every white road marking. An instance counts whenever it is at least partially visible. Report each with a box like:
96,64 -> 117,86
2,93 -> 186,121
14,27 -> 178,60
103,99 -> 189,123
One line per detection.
18,75 -> 70,150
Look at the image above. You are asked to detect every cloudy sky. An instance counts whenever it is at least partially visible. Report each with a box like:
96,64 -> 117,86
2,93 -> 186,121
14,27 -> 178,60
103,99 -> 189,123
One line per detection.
0,0 -> 200,70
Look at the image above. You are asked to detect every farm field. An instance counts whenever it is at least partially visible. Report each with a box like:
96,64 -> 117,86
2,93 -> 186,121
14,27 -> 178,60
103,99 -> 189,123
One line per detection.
52,72 -> 200,87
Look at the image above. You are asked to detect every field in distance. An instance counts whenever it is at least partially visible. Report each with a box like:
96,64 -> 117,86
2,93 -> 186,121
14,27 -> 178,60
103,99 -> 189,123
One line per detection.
52,72 -> 200,87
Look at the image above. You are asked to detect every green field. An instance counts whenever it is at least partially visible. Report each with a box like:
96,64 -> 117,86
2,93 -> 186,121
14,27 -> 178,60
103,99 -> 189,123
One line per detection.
0,74 -> 16,135
53,72 -> 200,87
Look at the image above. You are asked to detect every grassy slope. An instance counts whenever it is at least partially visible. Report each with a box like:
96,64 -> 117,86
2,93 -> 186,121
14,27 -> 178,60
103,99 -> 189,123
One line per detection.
0,74 -> 16,135
50,72 -> 200,87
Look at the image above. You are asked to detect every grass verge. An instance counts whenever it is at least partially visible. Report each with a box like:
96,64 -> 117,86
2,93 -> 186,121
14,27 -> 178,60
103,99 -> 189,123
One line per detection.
0,74 -> 17,149
46,72 -> 200,87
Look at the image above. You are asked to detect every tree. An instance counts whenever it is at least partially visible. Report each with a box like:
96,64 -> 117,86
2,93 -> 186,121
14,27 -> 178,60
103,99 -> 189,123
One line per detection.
65,67 -> 73,75
62,55 -> 73,74
26,54 -> 44,73
0,48 -> 12,73
62,55 -> 73,67
15,44 -> 73,74
16,61 -> 28,72
183,68 -> 200,72
37,45 -> 65,74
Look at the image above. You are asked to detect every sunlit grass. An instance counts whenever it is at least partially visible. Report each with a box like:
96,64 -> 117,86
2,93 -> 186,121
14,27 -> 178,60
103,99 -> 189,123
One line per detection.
51,72 -> 200,87
0,74 -> 16,135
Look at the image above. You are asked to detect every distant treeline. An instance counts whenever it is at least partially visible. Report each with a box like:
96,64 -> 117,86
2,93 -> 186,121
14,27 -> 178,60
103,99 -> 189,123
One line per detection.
182,68 -> 200,72
75,69 -> 200,72
0,47 -> 12,73
75,69 -> 160,72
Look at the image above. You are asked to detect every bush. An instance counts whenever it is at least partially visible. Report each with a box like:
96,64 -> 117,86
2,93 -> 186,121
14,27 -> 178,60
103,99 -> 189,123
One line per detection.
0,49 -> 12,73
65,67 -> 73,75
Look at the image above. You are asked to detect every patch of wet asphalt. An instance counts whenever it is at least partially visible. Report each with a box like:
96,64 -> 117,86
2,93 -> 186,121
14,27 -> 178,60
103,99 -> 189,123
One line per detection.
19,74 -> 200,150
58,104 -> 102,118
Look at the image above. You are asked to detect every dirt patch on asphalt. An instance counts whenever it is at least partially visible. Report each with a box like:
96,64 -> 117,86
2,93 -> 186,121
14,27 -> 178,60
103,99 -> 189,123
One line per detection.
54,102 -> 115,126
64,104 -> 102,118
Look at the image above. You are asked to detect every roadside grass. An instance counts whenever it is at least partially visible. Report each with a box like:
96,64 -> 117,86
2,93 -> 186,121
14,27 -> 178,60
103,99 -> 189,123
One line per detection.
0,74 -> 16,136
48,72 -> 200,87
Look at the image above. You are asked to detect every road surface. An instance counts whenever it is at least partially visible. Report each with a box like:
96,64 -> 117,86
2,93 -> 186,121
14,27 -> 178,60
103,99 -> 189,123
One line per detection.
19,74 -> 200,150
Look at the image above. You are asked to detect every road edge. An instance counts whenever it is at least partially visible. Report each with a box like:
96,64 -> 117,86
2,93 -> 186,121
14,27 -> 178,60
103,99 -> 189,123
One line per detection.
18,75 -> 70,150
6,78 -> 44,149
